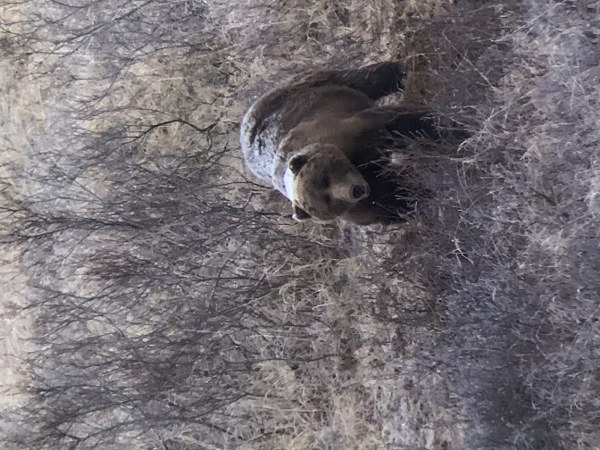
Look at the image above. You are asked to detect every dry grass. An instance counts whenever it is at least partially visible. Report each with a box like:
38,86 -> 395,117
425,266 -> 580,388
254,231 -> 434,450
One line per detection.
0,0 -> 599,449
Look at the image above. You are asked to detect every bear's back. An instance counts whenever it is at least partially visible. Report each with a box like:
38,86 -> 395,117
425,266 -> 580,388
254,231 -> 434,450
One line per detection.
240,80 -> 373,185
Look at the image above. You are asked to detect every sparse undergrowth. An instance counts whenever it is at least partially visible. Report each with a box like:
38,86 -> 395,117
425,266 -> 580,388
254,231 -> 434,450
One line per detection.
0,1 -> 598,449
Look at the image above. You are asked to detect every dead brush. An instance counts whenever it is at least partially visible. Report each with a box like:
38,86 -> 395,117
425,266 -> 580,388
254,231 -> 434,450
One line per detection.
0,0 -> 599,449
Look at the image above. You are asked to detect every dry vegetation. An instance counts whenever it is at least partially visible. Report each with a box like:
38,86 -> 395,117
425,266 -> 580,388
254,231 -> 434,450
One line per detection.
0,0 -> 599,449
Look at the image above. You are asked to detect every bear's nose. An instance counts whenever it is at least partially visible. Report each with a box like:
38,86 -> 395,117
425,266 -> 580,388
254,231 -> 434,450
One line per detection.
352,184 -> 369,200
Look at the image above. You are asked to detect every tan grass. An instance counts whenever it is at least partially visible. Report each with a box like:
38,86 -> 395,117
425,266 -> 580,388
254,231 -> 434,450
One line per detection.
1,0 -> 599,448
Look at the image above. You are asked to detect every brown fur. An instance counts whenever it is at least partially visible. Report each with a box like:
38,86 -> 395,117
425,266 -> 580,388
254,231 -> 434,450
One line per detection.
240,61 -> 437,224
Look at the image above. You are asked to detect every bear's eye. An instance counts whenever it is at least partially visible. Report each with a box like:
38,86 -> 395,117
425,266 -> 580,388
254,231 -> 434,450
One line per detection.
323,194 -> 331,204
320,176 -> 330,189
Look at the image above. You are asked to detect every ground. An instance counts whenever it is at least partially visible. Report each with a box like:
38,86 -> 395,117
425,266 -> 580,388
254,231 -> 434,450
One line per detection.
0,1 -> 599,449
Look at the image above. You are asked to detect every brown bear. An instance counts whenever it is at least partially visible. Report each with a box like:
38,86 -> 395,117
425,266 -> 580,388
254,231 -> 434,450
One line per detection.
240,61 -> 439,225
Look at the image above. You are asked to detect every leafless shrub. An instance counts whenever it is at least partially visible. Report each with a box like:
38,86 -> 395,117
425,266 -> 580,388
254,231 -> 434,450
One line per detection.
1,0 -> 599,449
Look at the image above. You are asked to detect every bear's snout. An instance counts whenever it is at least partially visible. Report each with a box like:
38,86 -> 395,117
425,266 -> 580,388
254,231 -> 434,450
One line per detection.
351,183 -> 370,201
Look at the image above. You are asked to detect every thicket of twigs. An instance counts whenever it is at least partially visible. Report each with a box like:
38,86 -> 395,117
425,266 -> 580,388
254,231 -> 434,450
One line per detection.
1,1 -> 598,449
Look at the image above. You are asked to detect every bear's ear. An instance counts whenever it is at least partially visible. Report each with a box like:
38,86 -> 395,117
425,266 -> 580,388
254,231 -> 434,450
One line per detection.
288,154 -> 310,175
292,204 -> 311,221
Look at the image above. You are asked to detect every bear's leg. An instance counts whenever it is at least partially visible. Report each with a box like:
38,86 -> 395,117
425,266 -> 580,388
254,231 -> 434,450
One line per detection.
385,111 -> 441,140
300,61 -> 405,101
343,201 -> 408,225
371,107 -> 470,143
343,171 -> 413,224
357,107 -> 440,140
342,204 -> 382,225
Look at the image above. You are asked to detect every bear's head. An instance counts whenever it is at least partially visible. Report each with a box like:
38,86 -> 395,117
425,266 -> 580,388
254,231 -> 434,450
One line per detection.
287,144 -> 370,222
